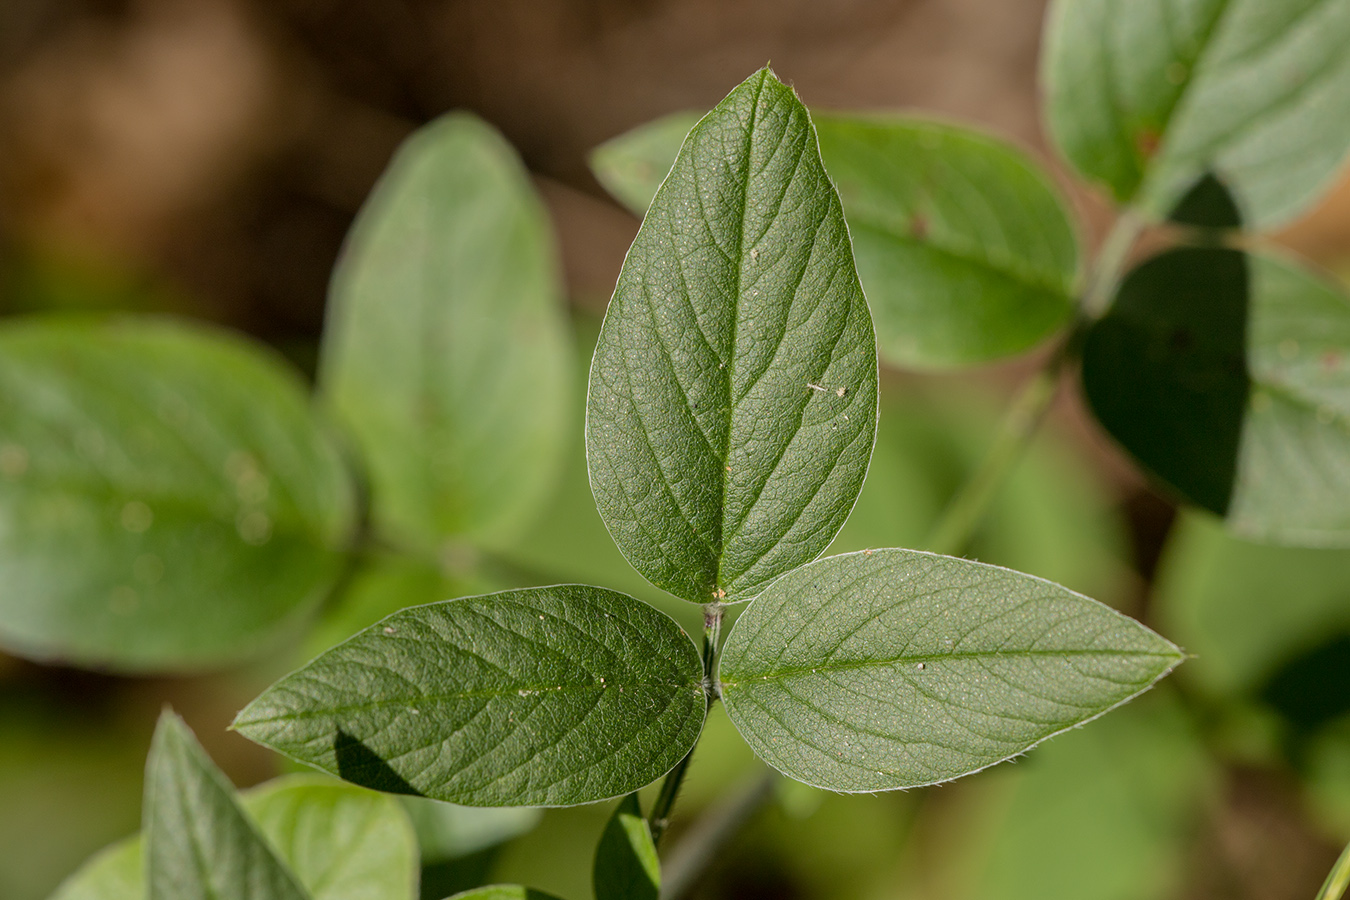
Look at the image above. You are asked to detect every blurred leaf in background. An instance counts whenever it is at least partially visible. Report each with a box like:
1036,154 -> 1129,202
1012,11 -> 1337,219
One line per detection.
1043,0 -> 1350,228
0,318 -> 356,672
322,112 -> 573,556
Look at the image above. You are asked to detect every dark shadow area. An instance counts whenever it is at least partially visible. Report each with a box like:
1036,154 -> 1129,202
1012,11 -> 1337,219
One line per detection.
334,728 -> 424,796
1261,633 -> 1350,738
1081,246 -> 1251,516
1170,171 -> 1243,230
419,846 -> 502,900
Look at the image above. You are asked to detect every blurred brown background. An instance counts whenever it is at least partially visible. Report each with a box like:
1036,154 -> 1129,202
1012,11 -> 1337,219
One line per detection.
4,2 -> 1350,899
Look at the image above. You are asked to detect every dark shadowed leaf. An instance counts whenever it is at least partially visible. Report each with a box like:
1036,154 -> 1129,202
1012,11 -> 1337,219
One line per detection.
1043,0 -> 1350,228
1168,171 -> 1243,229
145,712 -> 308,900
586,68 -> 878,604
322,112 -> 572,552
0,318 -> 355,672
1083,246 -> 1350,546
235,585 -> 706,807
718,550 -> 1182,791
592,795 -> 658,900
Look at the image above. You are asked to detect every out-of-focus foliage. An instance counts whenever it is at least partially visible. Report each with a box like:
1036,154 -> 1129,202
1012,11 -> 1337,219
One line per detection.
322,113 -> 573,554
0,318 -> 355,671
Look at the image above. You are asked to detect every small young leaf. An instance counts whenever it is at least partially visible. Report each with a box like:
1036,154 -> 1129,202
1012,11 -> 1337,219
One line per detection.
322,112 -> 573,551
234,586 -> 706,807
586,67 -> 878,604
0,318 -> 355,672
145,711 -> 309,900
717,550 -> 1183,792
812,115 -> 1079,369
1082,247 -> 1350,546
593,795 -> 659,900
443,888 -> 564,900
1043,0 -> 1350,228
50,774 -> 420,900
591,112 -> 701,216
49,837 -> 141,900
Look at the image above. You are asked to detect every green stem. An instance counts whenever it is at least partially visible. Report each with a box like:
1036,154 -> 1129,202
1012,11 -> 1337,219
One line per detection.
924,347 -> 1066,557
1081,210 -> 1145,320
649,602 -> 723,845
923,209 -> 1144,557
660,770 -> 778,900
1317,839 -> 1350,900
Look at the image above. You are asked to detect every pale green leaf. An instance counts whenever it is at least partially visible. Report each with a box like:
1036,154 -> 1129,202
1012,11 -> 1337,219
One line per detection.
586,67 -> 878,604
591,111 -> 1080,370
1082,246 -> 1350,546
1043,0 -> 1350,228
49,838 -> 140,900
443,888 -> 563,900
322,112 -> 573,551
812,114 -> 1078,368
592,795 -> 658,900
718,550 -> 1183,791
591,112 -> 701,216
145,711 -> 308,900
244,775 -> 418,900
1155,510 -> 1350,698
49,774 -> 419,900
234,585 -> 706,807
0,317 -> 355,672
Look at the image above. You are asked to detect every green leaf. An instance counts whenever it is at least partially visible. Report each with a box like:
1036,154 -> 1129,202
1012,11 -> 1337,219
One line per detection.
1155,511 -> 1350,698
717,549 -> 1183,792
49,838 -> 141,900
50,773 -> 419,900
592,795 -> 658,900
0,317 -> 355,672
1082,246 -> 1350,546
322,111 -> 573,551
812,114 -> 1079,368
244,775 -> 418,900
145,711 -> 309,900
591,112 -> 701,216
442,888 -> 564,900
591,111 -> 1080,370
234,585 -> 706,807
586,68 -> 878,604
1043,0 -> 1350,228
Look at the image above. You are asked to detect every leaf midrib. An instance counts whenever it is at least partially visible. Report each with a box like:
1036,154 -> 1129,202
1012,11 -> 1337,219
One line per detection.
721,646 -> 1181,687
714,69 -> 770,595
239,679 -> 701,726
